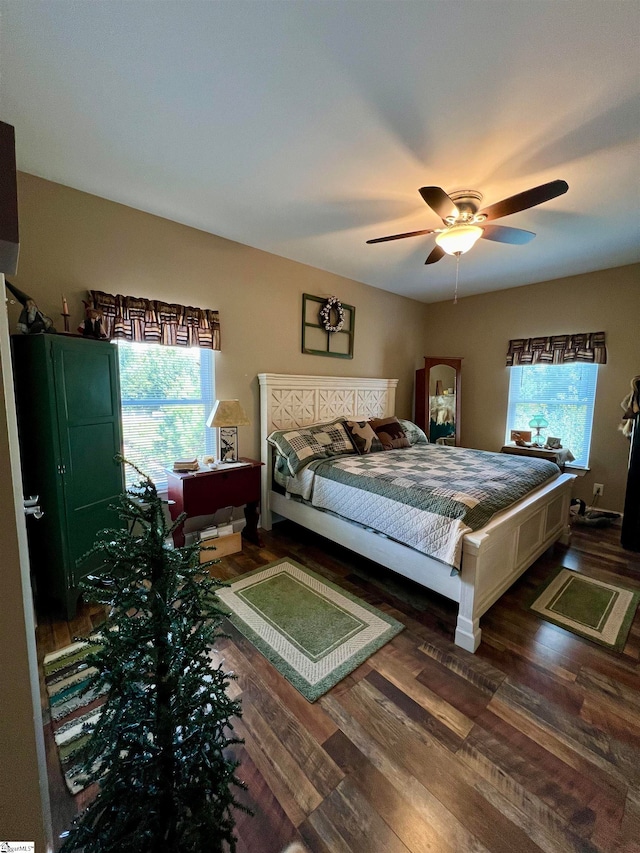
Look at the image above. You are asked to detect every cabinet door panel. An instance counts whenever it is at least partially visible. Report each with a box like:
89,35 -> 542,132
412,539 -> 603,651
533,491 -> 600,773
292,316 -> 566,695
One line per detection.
54,340 -> 124,586
61,345 -> 119,421
67,422 -> 122,506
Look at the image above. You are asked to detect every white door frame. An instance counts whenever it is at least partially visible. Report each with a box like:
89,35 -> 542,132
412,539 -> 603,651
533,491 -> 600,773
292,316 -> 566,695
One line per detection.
0,276 -> 52,849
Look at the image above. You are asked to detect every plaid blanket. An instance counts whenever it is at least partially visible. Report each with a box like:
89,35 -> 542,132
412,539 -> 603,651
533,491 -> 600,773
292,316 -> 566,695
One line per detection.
302,445 -> 558,569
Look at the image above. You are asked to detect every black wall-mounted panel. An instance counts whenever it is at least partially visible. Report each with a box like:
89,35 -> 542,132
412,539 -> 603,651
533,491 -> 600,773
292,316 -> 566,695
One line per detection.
0,120 -> 19,275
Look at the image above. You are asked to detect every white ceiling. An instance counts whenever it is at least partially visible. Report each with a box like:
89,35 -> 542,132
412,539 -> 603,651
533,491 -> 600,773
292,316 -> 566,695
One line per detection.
1,1 -> 639,303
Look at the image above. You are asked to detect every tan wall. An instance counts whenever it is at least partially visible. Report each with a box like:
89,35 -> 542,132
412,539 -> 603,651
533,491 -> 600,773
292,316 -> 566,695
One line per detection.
11,174 -> 427,460
422,264 -> 640,512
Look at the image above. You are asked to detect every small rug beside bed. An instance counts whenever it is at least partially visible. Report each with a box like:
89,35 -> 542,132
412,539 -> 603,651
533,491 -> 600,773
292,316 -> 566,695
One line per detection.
217,558 -> 404,701
530,567 -> 640,651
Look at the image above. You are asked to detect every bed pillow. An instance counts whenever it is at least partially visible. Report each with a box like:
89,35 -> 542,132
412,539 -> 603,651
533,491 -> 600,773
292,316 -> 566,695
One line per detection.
345,419 -> 384,454
370,416 -> 411,450
267,418 -> 355,475
397,418 -> 428,446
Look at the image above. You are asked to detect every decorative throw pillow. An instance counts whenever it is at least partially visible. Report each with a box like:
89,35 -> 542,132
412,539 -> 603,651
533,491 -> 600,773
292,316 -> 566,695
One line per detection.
267,418 -> 355,475
397,418 -> 428,446
369,416 -> 411,450
345,420 -> 384,454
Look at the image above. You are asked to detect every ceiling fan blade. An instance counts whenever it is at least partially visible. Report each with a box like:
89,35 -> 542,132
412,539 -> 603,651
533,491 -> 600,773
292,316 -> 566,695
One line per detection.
366,228 -> 437,244
481,224 -> 536,245
425,245 -> 445,265
478,179 -> 569,221
419,186 -> 459,222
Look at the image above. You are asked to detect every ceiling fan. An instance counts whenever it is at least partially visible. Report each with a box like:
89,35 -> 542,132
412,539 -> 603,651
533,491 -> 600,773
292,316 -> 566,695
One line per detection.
366,180 -> 569,265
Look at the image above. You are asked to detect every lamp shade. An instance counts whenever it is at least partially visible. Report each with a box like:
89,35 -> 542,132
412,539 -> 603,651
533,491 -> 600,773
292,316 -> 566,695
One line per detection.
435,225 -> 483,256
528,414 -> 549,430
206,399 -> 250,428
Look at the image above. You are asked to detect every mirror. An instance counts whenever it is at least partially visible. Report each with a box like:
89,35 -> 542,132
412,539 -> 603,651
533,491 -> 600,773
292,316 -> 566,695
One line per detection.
415,357 -> 462,446
429,364 -> 457,444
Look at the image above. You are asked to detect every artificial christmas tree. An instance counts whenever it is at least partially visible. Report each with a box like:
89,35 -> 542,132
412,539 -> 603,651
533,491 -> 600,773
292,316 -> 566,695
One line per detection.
60,460 -> 247,853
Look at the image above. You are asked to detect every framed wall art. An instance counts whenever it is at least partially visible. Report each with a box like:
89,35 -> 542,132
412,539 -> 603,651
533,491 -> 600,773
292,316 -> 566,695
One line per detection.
302,293 -> 355,359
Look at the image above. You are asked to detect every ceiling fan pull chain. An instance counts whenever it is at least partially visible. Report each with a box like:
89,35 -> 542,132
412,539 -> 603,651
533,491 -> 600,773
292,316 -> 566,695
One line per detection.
454,259 -> 458,304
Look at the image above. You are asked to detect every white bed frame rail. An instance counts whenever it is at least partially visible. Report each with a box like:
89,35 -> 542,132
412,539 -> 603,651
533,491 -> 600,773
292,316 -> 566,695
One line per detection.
258,373 -> 574,653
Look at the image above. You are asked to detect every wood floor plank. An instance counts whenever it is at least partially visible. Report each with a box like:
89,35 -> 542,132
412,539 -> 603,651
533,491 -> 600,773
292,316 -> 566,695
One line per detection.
308,776 -> 412,853
580,649 -> 640,692
335,677 -> 545,853
612,789 -> 640,853
491,678 -> 640,790
301,803 -> 355,853
231,714 -> 313,828
222,645 -> 344,802
370,643 -> 475,740
323,729 -> 455,853
457,726 -> 602,853
320,693 -> 492,853
465,708 -> 626,848
295,820 -> 340,853
478,640 -> 585,717
487,688 -> 629,802
481,625 -> 580,683
415,653 -> 494,720
576,667 -> 640,715
364,668 -> 465,752
231,747 -> 303,853
417,632 -> 507,695
580,696 -> 640,748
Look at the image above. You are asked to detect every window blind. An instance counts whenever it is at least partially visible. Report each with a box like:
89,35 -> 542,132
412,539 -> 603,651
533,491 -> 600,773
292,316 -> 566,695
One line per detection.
506,363 -> 598,468
117,341 -> 216,490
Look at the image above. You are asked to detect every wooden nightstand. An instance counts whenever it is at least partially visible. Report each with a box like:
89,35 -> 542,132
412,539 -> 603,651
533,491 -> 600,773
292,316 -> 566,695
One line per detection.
166,458 -> 263,547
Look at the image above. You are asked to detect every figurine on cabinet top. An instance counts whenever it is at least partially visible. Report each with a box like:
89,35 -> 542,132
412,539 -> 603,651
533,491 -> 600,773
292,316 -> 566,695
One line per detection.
78,299 -> 107,338
5,280 -> 57,334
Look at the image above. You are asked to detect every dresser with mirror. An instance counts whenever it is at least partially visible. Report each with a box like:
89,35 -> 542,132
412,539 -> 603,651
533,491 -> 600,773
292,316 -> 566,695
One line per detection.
415,357 -> 462,446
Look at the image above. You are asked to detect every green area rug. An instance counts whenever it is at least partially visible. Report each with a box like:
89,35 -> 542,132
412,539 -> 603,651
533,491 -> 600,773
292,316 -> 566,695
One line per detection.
43,638 -> 106,794
530,567 -> 640,651
217,558 -> 404,701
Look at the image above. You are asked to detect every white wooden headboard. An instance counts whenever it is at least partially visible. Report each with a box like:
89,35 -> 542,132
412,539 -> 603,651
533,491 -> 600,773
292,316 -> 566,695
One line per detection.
257,373 -> 398,529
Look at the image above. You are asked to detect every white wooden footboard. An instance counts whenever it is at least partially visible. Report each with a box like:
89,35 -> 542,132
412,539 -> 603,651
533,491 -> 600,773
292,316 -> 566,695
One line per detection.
455,473 -> 574,651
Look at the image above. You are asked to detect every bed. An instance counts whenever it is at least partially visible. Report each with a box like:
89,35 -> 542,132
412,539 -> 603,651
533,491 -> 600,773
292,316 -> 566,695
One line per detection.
258,373 -> 574,652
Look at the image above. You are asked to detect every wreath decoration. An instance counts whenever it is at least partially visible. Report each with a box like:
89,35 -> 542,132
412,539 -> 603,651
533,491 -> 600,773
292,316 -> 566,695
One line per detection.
319,296 -> 345,333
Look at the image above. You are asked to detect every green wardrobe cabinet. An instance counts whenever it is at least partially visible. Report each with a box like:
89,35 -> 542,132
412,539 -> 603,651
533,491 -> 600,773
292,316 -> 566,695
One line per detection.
12,334 -> 125,619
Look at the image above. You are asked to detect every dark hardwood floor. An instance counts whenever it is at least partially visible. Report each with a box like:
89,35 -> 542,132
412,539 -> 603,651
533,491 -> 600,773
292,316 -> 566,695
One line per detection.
37,519 -> 640,852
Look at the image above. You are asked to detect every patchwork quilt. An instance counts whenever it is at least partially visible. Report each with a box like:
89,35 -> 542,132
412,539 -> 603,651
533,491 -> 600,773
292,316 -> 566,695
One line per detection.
279,444 -> 558,569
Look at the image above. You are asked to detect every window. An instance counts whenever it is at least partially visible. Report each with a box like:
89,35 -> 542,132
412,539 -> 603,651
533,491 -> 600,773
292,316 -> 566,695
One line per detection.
506,363 -> 598,468
117,341 -> 215,490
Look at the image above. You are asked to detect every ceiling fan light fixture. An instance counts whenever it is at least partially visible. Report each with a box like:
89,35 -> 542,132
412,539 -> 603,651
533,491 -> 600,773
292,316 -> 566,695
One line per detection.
435,224 -> 483,256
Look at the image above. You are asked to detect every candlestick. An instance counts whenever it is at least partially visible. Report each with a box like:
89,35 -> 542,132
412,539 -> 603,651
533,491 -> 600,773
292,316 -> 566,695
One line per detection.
61,295 -> 70,332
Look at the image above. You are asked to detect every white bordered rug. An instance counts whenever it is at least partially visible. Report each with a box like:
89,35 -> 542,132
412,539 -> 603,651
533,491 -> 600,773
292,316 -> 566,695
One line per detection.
217,558 -> 404,701
530,567 -> 640,652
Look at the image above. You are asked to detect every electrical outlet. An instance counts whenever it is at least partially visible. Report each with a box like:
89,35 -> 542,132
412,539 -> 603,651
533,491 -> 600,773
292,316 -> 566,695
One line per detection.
593,483 -> 604,496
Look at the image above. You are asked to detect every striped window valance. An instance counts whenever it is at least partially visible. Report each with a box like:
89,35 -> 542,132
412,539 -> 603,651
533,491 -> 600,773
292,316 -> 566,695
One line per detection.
506,331 -> 606,367
89,290 -> 220,350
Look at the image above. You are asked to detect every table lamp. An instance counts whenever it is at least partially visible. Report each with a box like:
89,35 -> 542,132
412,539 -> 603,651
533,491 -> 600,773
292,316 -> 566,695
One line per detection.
206,400 -> 250,463
528,413 -> 549,447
